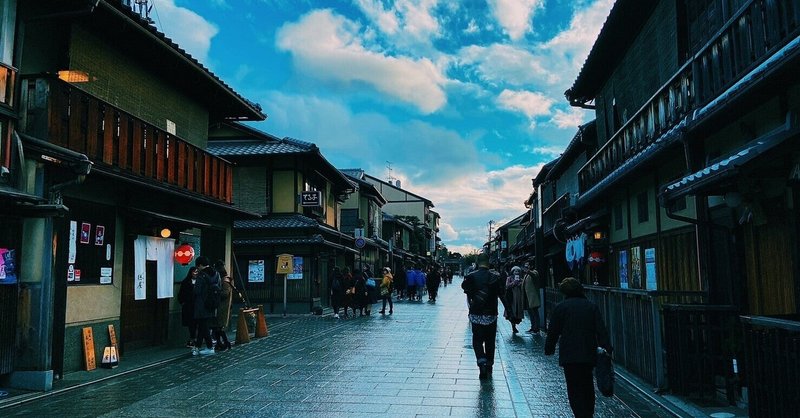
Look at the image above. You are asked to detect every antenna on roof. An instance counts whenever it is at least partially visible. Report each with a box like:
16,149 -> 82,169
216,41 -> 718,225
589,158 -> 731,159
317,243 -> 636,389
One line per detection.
127,0 -> 154,24
386,161 -> 396,184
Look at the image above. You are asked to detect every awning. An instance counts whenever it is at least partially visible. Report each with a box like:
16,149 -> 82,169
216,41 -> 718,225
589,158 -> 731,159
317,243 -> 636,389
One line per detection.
234,234 -> 359,254
660,114 -> 799,202
123,207 -> 213,229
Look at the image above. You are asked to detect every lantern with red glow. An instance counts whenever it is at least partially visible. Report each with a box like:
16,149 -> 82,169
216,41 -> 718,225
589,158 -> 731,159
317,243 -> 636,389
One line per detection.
174,244 -> 195,266
588,251 -> 605,268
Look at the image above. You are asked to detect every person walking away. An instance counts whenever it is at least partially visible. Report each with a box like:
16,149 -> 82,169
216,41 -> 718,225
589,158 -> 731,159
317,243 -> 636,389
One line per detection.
379,267 -> 394,314
353,269 -> 369,316
341,267 -> 355,318
330,267 -> 344,319
522,263 -> 541,334
462,254 -> 506,379
504,265 -> 526,334
406,266 -> 418,302
394,266 -> 407,300
212,260 -> 233,352
192,256 -> 219,355
178,267 -> 199,348
427,266 -> 441,302
545,277 -> 612,418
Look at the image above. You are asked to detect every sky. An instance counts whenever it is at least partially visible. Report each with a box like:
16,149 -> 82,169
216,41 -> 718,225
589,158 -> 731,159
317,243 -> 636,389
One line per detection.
146,0 -> 613,255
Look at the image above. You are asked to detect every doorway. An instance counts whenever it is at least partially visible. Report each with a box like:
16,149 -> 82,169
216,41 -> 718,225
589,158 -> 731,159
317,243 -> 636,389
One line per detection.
119,238 -> 169,353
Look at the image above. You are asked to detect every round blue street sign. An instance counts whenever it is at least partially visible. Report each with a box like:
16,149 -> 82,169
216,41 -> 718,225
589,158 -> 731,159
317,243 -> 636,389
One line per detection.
355,237 -> 366,248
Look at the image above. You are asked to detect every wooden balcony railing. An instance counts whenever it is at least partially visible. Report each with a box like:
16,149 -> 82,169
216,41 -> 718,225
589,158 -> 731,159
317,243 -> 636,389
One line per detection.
579,0 -> 800,194
21,76 -> 233,203
542,192 -> 570,234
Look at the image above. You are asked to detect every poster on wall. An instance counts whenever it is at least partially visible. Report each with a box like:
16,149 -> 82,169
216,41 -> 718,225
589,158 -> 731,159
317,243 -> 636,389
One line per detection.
287,256 -> 303,280
631,246 -> 642,288
248,260 -> 265,282
69,221 -> 78,264
80,222 -> 91,244
100,267 -> 113,284
645,248 -> 657,290
619,250 -> 628,289
95,225 -> 105,246
0,248 -> 18,284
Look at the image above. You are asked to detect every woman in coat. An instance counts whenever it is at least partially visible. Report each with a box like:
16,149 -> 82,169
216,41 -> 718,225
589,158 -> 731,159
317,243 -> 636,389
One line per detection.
522,265 -> 541,334
379,267 -> 393,314
353,269 -> 369,316
211,263 -> 233,352
178,267 -> 199,347
503,265 -> 526,334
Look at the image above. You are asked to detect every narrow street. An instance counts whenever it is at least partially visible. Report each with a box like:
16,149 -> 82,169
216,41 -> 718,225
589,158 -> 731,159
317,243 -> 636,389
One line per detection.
2,281 -> 671,417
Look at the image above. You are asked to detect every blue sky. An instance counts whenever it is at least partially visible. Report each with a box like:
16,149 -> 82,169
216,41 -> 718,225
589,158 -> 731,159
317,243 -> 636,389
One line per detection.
149,0 -> 613,254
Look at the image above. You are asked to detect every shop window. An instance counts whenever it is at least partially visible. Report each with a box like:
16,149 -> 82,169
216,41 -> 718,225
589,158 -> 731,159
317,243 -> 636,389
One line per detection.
63,198 -> 116,285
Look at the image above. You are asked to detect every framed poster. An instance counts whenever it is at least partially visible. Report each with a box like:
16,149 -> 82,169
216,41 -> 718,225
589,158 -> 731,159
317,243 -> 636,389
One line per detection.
287,256 -> 303,280
248,260 -> 265,282
80,223 -> 91,244
619,250 -> 628,289
645,248 -> 657,290
631,246 -> 642,288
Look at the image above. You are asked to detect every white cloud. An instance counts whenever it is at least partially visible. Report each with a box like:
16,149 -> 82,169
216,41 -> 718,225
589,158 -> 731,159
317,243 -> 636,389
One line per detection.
542,0 -> 615,78
463,19 -> 480,34
522,144 -> 563,157
353,0 -> 441,53
275,9 -> 447,113
457,44 -> 558,88
151,0 -> 218,64
497,89 -> 553,119
488,0 -> 545,41
438,222 -> 459,241
550,107 -> 588,129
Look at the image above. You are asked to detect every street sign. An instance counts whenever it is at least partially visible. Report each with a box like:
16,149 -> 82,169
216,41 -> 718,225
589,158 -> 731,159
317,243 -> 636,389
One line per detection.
276,254 -> 293,274
354,228 -> 365,238
355,237 -> 366,249
300,191 -> 322,207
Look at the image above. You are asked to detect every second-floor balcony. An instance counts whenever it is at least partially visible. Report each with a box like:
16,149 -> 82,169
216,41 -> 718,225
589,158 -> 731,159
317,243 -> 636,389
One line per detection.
20,76 -> 233,203
579,0 -> 800,196
542,192 -> 570,235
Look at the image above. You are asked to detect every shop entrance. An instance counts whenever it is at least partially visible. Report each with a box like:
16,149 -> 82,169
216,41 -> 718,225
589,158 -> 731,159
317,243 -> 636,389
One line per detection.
120,240 -> 169,352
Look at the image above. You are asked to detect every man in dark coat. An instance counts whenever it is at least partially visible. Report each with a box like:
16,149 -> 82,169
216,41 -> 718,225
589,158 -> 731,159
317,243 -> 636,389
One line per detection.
544,277 -> 612,418
461,254 -> 506,379
193,256 -> 220,355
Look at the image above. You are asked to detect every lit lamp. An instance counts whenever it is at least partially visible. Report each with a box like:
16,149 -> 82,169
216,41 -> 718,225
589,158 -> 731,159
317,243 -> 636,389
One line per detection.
593,231 -> 604,240
174,243 -> 195,266
160,228 -> 172,238
57,70 -> 90,83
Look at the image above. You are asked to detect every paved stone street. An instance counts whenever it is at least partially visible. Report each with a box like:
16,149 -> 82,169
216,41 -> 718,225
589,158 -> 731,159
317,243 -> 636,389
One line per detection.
1,280 -> 672,417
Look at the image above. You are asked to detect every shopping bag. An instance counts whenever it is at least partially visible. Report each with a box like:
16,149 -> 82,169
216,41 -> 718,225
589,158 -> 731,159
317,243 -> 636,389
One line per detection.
595,348 -> 614,397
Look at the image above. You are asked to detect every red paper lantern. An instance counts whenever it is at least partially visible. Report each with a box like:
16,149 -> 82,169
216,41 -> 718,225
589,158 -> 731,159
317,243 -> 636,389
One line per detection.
174,244 -> 195,266
588,251 -> 605,268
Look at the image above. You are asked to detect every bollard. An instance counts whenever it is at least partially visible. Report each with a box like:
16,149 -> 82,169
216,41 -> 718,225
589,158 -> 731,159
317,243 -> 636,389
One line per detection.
255,305 -> 269,337
236,307 -> 252,345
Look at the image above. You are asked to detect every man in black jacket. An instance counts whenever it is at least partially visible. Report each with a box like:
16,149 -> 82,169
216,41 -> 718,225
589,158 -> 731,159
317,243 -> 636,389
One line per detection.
461,255 -> 506,379
545,277 -> 611,418
192,256 -> 220,355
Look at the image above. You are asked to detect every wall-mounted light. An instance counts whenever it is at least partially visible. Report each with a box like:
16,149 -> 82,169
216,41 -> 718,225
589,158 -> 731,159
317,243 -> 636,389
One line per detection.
160,228 -> 172,238
57,70 -> 90,83
593,231 -> 604,240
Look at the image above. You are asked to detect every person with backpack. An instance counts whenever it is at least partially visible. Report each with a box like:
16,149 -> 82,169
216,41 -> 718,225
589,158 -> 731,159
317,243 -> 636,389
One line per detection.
192,256 -> 220,355
462,254 -> 506,379
212,260 -> 233,352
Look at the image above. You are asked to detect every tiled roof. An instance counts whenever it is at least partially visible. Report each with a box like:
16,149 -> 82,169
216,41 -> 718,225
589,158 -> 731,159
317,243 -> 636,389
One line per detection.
340,168 -> 364,179
208,138 -> 314,157
235,215 -> 318,230
234,236 -> 324,246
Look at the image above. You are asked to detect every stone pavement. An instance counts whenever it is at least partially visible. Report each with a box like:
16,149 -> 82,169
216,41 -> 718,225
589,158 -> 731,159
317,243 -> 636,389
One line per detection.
0,279 -> 674,417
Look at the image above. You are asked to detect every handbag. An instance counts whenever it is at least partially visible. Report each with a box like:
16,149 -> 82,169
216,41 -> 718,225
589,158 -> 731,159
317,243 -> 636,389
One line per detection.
595,348 -> 614,397
366,278 -> 376,288
380,286 -> 390,296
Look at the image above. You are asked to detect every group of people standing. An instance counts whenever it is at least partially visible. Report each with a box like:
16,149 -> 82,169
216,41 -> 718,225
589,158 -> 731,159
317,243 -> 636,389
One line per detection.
177,256 -> 236,356
462,255 -> 611,418
329,266 -> 393,318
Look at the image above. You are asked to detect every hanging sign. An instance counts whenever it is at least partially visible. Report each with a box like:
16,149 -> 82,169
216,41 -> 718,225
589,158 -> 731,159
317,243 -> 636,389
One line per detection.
174,244 -> 195,266
276,254 -> 293,274
300,191 -> 322,207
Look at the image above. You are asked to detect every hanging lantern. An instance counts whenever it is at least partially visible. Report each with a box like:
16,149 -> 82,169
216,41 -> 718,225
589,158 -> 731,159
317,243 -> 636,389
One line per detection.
174,243 -> 195,266
588,251 -> 605,268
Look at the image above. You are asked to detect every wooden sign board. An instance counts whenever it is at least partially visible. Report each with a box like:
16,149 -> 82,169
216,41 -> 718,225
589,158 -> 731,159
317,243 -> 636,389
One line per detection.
276,254 -> 293,274
82,327 -> 96,371
108,324 -> 119,360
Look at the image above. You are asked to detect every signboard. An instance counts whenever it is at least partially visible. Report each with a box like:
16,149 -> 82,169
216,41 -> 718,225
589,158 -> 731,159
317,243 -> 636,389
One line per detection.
287,257 -> 303,280
354,228 -> 365,238
300,191 -> 322,207
82,327 -> 96,371
355,237 -> 366,249
631,246 -> 642,288
248,259 -> 265,282
645,248 -> 657,290
619,250 -> 628,289
276,254 -> 293,274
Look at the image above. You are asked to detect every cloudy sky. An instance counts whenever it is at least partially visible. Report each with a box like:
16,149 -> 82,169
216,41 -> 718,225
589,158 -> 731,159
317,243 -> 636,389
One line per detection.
148,0 -> 613,254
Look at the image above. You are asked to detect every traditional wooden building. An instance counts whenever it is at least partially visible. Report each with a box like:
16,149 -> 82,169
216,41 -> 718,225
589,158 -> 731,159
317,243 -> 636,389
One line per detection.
207,122 -> 355,314
5,0 -> 265,389
381,212 -> 416,272
340,169 -> 389,275
560,0 -> 800,413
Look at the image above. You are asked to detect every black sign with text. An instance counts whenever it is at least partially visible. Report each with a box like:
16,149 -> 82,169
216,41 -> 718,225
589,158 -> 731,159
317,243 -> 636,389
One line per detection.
300,191 -> 322,207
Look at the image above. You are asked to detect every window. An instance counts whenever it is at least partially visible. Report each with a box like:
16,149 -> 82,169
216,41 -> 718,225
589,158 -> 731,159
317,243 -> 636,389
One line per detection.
340,209 -> 358,234
637,192 -> 649,223
614,203 -> 624,230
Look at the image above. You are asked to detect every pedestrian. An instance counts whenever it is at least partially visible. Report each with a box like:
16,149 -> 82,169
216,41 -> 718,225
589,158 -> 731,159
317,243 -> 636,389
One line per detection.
522,263 -> 541,334
330,267 -> 344,319
545,277 -> 612,418
504,265 -> 525,334
364,269 -> 378,316
379,267 -> 393,314
212,260 -> 233,352
353,269 -> 368,316
177,267 -> 199,348
406,265 -> 418,302
461,254 -> 506,379
192,256 -> 219,355
342,267 -> 355,318
394,266 -> 407,300
427,265 -> 441,302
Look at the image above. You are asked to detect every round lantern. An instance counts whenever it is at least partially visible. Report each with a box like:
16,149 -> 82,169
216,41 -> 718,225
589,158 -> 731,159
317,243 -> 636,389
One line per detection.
588,251 -> 605,268
174,244 -> 195,266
